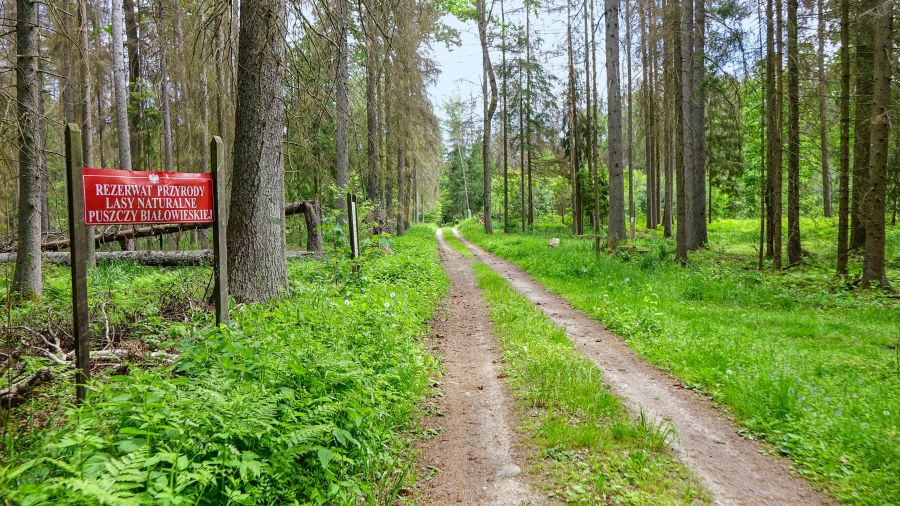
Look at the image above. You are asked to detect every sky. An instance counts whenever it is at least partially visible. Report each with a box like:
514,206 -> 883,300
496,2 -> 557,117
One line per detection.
425,1 -> 606,127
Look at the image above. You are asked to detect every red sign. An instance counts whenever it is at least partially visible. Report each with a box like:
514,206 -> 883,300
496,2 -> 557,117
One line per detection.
82,168 -> 214,225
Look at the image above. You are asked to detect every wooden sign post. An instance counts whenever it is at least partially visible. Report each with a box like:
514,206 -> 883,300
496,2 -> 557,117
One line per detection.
347,193 -> 359,265
64,124 -> 229,401
65,124 -> 90,401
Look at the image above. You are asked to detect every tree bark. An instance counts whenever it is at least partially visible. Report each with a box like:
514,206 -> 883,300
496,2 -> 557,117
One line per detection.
526,4 -> 534,228
228,0 -> 288,302
862,1 -> 892,287
675,0 -> 690,261
123,0 -> 142,169
112,0 -> 132,171
606,0 -> 627,245
690,0 -> 707,248
850,0 -> 876,250
817,0 -> 832,217
78,0 -> 96,265
13,0 -> 44,299
502,0 -> 509,232
786,0 -> 801,265
334,0 -> 350,219
365,6 -> 378,205
477,0 -> 498,234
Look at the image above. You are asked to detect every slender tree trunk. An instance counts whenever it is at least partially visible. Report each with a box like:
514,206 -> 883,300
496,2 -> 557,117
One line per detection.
836,0 -> 850,275
626,0 -> 634,240
606,0 -> 627,245
675,0 -> 691,261
567,0 -> 579,234
198,6 -> 211,249
862,1 -> 892,287
78,0 -> 96,264
818,0 -> 832,217
519,66 -> 526,232
589,0 -> 599,248
786,0 -> 801,265
365,6 -> 378,204
663,0 -> 673,238
397,147 -> 405,235
477,0 -> 498,233
227,0 -> 288,302
123,0 -> 142,169
526,4 -> 534,228
691,0 -> 707,247
112,0 -> 132,171
774,0 -> 784,269
13,0 -> 44,299
384,61 -> 394,219
641,0 -> 653,229
502,0 -> 509,232
158,2 -> 174,172
334,0 -> 349,219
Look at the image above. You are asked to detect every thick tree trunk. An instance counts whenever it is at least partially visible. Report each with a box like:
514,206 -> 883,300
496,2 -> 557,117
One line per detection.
227,0 -> 288,303
606,0 -> 626,245
675,0 -> 690,261
862,2 -> 892,287
13,0 -> 44,299
786,0 -> 801,265
112,0 -> 132,171
850,0 -> 876,251
817,0 -> 832,218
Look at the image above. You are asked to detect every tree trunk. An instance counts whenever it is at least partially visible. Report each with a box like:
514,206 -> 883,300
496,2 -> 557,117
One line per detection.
850,0 -> 876,251
567,0 -> 578,235
675,0 -> 691,261
817,0 -> 832,217
786,0 -> 801,265
13,0 -> 44,299
112,0 -> 132,171
478,0 -> 498,234
227,0 -> 288,303
501,0 -> 508,233
626,0 -> 634,240
198,5 -> 211,250
123,0 -> 142,169
526,4 -> 534,228
365,8 -> 378,204
861,2 -> 892,287
519,65 -> 526,232
663,0 -> 673,239
690,0 -> 707,248
158,1 -> 174,172
77,0 -> 96,264
334,0 -> 349,219
397,147 -> 406,235
606,0 -> 626,245
641,0 -> 654,230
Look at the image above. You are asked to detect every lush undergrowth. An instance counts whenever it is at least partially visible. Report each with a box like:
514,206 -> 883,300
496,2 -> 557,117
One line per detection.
458,218 -> 899,505
0,226 -> 448,504
458,232 -> 707,503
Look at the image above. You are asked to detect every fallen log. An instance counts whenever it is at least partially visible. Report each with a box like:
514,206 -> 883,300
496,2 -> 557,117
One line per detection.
0,367 -> 52,407
0,250 -> 318,266
26,200 -> 323,253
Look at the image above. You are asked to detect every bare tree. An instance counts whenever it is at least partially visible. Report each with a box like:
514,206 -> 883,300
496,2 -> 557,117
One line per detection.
111,0 -> 132,171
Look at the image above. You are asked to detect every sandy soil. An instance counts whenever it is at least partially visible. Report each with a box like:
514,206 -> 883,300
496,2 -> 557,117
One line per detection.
414,229 -> 545,505
453,228 -> 828,506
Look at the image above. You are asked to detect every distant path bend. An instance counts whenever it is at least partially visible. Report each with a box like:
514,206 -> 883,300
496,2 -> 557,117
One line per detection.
452,228 -> 828,506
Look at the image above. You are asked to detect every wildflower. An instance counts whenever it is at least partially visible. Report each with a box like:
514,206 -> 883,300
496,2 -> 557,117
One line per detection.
390,292 -> 396,298
344,300 -> 350,306
384,302 -> 390,309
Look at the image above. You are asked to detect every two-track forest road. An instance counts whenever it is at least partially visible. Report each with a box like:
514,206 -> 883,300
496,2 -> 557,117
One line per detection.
414,229 -> 544,505
452,228 -> 828,506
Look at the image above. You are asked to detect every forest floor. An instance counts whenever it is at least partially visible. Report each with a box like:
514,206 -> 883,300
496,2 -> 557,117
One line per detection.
456,217 -> 898,505
450,227 -> 825,505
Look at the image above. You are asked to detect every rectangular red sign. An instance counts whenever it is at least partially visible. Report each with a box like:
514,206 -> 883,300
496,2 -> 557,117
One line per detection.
82,168 -> 214,225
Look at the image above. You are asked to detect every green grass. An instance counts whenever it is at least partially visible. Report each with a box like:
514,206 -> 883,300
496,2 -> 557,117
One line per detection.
440,228 -> 473,258
0,225 -> 449,505
459,218 -> 899,505
473,263 -> 707,504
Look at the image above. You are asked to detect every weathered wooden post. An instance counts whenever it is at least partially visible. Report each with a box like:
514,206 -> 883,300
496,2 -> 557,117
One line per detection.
347,193 -> 359,267
211,136 -> 229,326
64,123 -> 90,401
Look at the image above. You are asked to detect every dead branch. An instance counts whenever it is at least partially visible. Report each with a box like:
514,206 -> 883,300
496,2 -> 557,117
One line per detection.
0,367 -> 52,407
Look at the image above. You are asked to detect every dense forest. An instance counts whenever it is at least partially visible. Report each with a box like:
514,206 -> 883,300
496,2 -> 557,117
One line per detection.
0,0 -> 896,504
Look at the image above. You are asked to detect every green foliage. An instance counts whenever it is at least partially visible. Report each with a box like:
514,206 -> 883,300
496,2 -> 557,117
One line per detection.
0,226 -> 448,505
459,218 -> 900,505
472,263 -> 707,504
